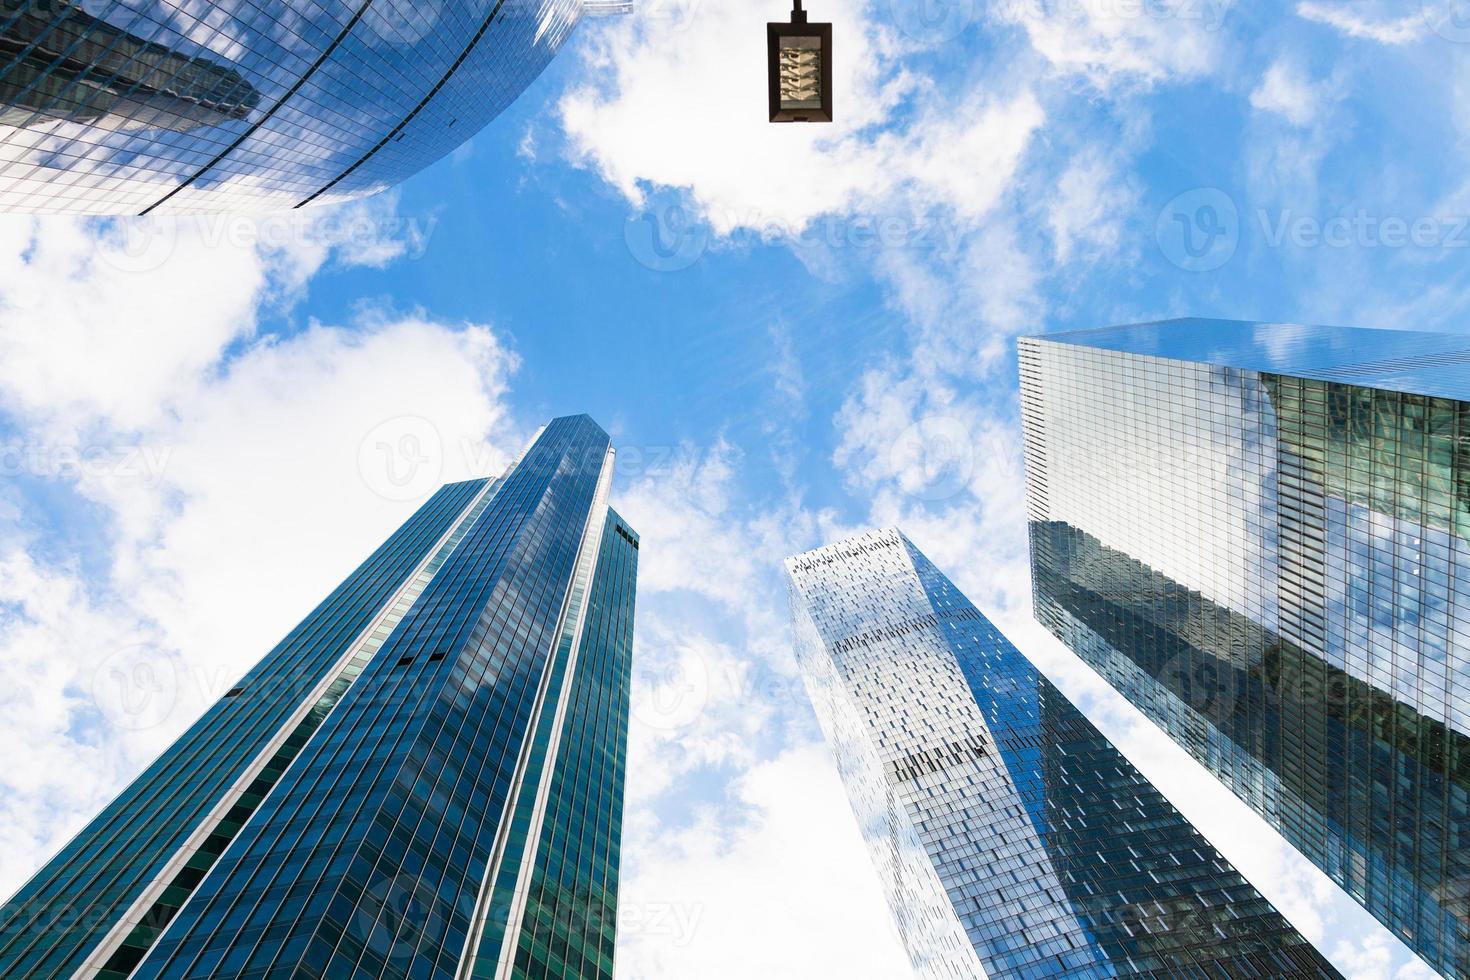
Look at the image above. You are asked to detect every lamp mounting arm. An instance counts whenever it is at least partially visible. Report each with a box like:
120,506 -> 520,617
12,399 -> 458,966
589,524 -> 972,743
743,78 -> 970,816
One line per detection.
792,0 -> 807,24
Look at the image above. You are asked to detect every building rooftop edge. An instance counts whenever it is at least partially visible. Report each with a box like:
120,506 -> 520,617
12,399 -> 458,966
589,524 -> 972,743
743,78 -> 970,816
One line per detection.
1020,318 -> 1470,402
785,527 -> 907,571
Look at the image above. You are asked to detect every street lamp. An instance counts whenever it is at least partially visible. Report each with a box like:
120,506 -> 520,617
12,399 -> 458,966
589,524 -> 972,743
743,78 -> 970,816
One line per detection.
768,1 -> 832,123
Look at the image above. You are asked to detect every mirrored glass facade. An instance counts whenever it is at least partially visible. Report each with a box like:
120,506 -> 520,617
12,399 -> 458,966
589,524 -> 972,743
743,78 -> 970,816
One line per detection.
787,529 -> 1339,979
1022,318 -> 1470,979
0,414 -> 638,980
0,0 -> 612,214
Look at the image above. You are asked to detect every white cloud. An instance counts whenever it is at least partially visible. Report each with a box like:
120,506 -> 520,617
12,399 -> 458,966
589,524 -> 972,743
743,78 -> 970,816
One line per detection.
615,745 -> 912,980
104,317 -> 519,683
605,412 -> 924,980
1451,57 -> 1470,139
0,216 -> 268,433
871,217 -> 1044,378
995,0 -> 1234,88
1250,58 -> 1332,126
0,548 -> 154,893
833,364 -> 1027,512
0,208 -> 522,903
1046,148 -> 1138,263
1295,2 -> 1425,45
560,0 -> 1177,395
614,439 -> 764,611
0,195 -> 432,435
562,0 -> 1043,235
1245,57 -> 1348,205
1330,929 -> 1440,979
0,312 -> 523,882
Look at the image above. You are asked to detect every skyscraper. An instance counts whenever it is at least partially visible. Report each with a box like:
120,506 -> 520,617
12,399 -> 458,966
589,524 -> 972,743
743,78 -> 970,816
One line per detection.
1021,318 -> 1470,979
787,529 -> 1340,979
0,414 -> 638,980
0,0 -> 627,214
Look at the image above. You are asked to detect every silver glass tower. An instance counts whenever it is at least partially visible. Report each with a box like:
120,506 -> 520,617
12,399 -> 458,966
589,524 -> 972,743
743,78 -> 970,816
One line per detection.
787,529 -> 1340,979
1021,318 -> 1470,979
0,0 -> 627,214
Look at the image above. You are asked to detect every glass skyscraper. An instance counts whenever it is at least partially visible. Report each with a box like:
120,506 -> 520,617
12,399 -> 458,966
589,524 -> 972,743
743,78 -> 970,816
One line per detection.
0,414 -> 637,980
1021,318 -> 1470,979
0,0 -> 627,214
787,529 -> 1340,979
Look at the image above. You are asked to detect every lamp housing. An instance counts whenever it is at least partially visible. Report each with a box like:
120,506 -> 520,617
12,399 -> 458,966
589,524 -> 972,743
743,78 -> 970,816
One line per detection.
768,4 -> 832,123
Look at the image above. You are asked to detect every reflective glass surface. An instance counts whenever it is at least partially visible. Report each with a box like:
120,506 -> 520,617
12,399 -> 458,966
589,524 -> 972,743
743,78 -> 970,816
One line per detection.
1048,317 -> 1470,402
788,530 -> 1339,979
0,0 -> 592,214
0,415 -> 637,980
509,510 -> 636,979
0,477 -> 487,979
1022,320 -> 1470,979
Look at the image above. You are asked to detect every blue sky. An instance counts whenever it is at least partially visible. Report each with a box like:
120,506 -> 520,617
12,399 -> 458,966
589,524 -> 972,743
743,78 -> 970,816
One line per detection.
3,0 -> 1470,977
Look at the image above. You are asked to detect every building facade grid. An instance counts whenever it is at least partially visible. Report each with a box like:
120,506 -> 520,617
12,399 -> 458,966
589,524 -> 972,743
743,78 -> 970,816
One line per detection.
0,414 -> 637,980
0,0 -> 598,213
0,477 -> 487,979
788,529 -> 1341,980
1021,319 -> 1470,979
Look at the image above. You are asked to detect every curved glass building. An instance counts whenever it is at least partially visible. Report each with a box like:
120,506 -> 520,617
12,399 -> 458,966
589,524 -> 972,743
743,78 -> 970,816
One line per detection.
0,0 -> 625,214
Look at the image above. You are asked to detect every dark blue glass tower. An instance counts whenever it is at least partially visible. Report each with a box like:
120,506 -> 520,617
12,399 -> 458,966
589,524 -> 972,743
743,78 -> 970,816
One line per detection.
0,414 -> 637,980
788,529 -> 1341,979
